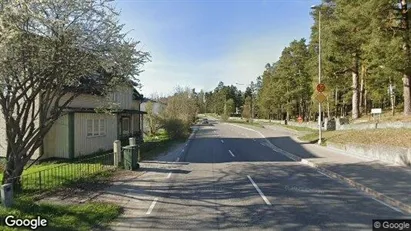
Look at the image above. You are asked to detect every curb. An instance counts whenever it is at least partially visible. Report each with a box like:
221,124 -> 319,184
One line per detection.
300,159 -> 411,214
188,126 -> 199,140
226,122 -> 411,215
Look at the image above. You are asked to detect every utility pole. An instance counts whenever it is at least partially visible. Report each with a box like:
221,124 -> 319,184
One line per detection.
312,4 -> 322,144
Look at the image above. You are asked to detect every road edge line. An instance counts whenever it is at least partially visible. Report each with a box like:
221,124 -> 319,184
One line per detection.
225,122 -> 411,215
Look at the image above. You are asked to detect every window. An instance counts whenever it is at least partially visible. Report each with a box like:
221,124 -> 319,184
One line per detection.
93,119 -> 99,136
99,119 -> 106,135
87,119 -> 106,137
87,119 -> 93,137
122,117 -> 130,135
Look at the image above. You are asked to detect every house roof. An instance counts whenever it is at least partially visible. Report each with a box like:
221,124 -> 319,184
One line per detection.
64,107 -> 147,114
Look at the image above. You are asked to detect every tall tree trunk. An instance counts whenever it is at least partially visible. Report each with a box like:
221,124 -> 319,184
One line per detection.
352,56 -> 360,119
401,0 -> 411,115
403,75 -> 411,115
359,65 -> 365,114
335,87 -> 338,118
364,89 -> 368,115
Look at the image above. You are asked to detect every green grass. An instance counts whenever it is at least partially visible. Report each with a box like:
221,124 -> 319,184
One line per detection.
271,123 -> 316,132
141,129 -> 188,160
0,195 -> 121,231
298,128 -> 411,148
0,158 -> 111,193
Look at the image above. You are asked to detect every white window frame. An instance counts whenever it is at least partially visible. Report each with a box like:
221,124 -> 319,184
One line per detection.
87,118 -> 106,137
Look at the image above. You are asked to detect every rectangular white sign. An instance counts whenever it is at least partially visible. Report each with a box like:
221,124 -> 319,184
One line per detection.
371,108 -> 382,114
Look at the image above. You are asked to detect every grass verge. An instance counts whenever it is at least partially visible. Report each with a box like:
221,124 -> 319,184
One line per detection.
268,123 -> 316,132
0,161 -> 110,193
0,195 -> 121,231
298,128 -> 411,148
0,170 -> 121,231
141,129 -> 189,160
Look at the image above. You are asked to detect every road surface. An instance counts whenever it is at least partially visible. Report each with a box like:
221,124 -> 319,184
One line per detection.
109,119 -> 408,231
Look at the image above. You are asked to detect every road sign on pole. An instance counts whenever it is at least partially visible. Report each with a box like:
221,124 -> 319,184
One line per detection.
297,116 -> 303,123
316,92 -> 327,103
316,83 -> 325,93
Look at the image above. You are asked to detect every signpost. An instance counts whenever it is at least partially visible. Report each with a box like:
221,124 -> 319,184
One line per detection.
315,92 -> 327,103
371,108 -> 382,122
316,83 -> 326,144
316,83 -> 325,93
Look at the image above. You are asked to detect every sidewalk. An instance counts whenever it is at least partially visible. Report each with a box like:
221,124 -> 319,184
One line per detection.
256,124 -> 411,214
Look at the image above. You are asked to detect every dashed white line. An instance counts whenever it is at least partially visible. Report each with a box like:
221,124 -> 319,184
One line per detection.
146,198 -> 159,215
247,175 -> 271,206
221,140 -> 224,143
182,149 -> 185,152
176,157 -> 180,162
229,150 -> 235,157
167,172 -> 172,179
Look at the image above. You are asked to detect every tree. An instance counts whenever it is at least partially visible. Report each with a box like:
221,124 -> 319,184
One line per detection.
242,96 -> 252,121
0,0 -> 150,187
225,98 -> 235,115
144,101 -> 161,136
362,0 -> 411,115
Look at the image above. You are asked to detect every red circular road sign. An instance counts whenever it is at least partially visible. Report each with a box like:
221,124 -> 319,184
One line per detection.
316,83 -> 325,92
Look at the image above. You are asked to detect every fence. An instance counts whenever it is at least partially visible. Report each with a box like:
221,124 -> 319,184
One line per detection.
9,152 -> 114,193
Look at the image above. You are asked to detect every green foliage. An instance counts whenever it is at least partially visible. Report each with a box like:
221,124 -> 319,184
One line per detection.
162,118 -> 189,140
225,98 -> 235,115
221,114 -> 229,121
0,0 -> 150,186
242,96 -> 252,121
0,196 -> 121,230
145,101 -> 162,136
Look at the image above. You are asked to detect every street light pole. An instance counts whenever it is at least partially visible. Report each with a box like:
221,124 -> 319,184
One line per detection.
318,8 -> 322,144
312,4 -> 322,144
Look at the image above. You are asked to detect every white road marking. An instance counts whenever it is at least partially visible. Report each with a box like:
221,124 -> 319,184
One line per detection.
247,175 -> 271,206
176,157 -> 180,162
146,198 -> 159,215
185,143 -> 188,146
167,172 -> 172,178
229,150 -> 235,157
371,198 -> 403,214
227,122 -> 405,213
316,171 -> 403,214
182,149 -> 185,152
221,140 -> 224,143
317,170 -> 330,178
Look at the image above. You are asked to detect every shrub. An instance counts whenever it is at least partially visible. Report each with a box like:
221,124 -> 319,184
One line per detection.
162,118 -> 189,139
221,114 -> 229,121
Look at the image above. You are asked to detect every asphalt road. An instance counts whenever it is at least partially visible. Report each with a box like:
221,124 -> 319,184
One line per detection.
112,119 -> 408,231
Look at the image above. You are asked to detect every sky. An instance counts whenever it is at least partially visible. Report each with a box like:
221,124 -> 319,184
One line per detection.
115,0 -> 322,97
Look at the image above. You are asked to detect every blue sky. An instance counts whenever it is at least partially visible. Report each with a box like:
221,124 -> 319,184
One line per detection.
115,0 -> 321,97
